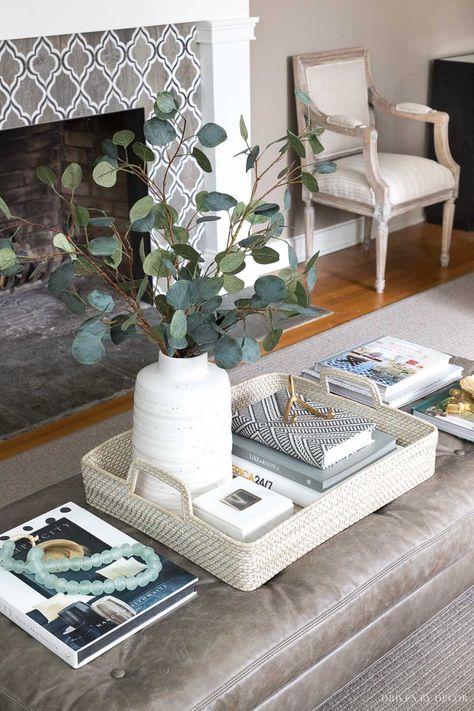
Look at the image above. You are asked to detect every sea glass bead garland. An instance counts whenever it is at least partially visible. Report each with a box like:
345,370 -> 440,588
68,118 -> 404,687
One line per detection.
0,540 -> 162,596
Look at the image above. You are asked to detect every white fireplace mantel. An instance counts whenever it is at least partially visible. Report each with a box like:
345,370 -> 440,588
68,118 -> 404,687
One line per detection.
0,0 -> 252,41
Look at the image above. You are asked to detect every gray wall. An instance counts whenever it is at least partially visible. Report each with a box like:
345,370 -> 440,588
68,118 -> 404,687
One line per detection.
249,0 -> 474,235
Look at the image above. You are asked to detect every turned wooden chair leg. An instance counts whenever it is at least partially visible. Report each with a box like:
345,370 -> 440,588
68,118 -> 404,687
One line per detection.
373,218 -> 389,293
441,198 -> 455,267
363,216 -> 372,251
304,196 -> 315,260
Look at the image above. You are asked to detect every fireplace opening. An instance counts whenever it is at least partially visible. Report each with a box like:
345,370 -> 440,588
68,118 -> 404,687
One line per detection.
0,108 -> 149,290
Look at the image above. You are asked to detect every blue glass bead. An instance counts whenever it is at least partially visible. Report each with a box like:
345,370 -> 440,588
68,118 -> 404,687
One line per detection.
114,576 -> 127,592
35,573 -> 49,586
28,559 -> 43,574
2,558 -> 13,571
141,546 -> 155,560
103,579 -> 115,594
69,557 -> 82,572
79,580 -> 92,595
149,568 -> 159,583
57,558 -> 70,572
125,576 -> 138,591
13,561 -> 24,574
91,580 -> 104,596
120,543 -> 132,557
110,547 -> 122,561
1,541 -> 15,556
91,553 -> 102,567
66,581 -> 80,595
101,550 -> 114,565
81,558 -> 93,571
27,548 -> 43,561
47,574 -> 59,589
55,578 -> 68,594
45,559 -> 58,572
132,543 -> 143,556
137,571 -> 150,587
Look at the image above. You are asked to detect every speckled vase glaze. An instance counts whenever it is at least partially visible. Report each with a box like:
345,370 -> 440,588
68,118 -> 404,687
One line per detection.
132,352 -> 232,512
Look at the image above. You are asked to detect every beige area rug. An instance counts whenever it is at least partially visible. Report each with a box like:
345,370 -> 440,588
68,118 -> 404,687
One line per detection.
1,272 -> 473,508
317,586 -> 474,710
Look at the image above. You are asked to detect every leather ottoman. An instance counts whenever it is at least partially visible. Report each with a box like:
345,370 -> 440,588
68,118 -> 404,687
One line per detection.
0,359 -> 473,711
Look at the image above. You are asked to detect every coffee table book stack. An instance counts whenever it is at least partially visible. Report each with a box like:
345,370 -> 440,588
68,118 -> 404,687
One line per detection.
0,503 -> 197,668
302,336 -> 462,408
82,370 -> 437,591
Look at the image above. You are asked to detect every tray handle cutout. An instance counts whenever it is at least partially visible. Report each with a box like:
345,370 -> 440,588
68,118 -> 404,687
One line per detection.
318,366 -> 383,408
127,459 -> 193,521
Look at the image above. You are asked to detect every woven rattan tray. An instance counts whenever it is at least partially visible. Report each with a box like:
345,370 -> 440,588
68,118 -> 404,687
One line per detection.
82,368 -> 438,591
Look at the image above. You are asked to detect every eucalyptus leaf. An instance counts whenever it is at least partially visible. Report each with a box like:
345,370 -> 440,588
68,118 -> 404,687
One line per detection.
166,280 -> 193,310
61,163 -> 82,191
144,117 -> 176,146
112,129 -> 135,147
132,211 -> 155,233
170,310 -> 187,340
283,188 -> 292,211
104,242 -> 122,269
153,202 -> 178,229
314,161 -> 337,174
92,161 -> 117,188
278,303 -> 318,317
75,206 -> 90,226
191,146 -> 212,173
192,276 -> 224,303
241,336 -> 261,364
255,275 -> 287,303
254,202 -> 279,217
197,122 -> 227,148
110,315 -> 137,344
219,251 -> 245,274
214,336 -> 243,369
53,232 -> 76,258
88,289 -> 114,313
239,114 -> 249,142
287,131 -> 306,158
132,142 -> 155,163
61,289 -> 86,315
0,197 -> 12,219
196,215 -> 221,224
251,247 -> 280,265
130,195 -> 154,223
203,192 -> 237,212
142,249 -> 163,277
288,244 -> 298,270
0,245 -> 17,271
306,265 -> 317,291
301,171 -> 319,193
89,216 -> 115,227
173,243 -> 200,261
102,138 -> 118,159
36,166 -> 56,188
308,133 -> 324,155
223,274 -> 245,294
137,275 -> 149,302
48,260 -> 75,295
262,328 -> 283,352
303,250 -> 320,274
154,91 -> 178,119
72,331 -> 106,365
294,88 -> 312,106
88,236 -> 119,257
246,145 -> 259,172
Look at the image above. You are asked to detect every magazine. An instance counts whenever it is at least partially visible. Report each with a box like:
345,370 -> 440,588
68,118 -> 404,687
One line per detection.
0,503 -> 197,668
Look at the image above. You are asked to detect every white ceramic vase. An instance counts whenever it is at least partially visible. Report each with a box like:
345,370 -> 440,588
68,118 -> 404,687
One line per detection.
131,351 -> 233,512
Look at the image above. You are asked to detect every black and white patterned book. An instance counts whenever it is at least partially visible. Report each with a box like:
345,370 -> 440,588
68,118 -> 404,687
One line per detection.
232,389 -> 376,469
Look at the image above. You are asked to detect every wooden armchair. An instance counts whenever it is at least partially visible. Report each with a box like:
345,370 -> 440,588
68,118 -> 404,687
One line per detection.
293,48 -> 460,293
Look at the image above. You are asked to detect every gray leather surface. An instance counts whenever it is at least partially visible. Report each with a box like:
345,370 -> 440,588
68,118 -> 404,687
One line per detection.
0,358 -> 473,711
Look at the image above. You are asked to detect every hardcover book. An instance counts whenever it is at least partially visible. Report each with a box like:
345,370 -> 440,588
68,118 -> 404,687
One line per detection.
232,429 -> 397,493
0,503 -> 197,668
315,336 -> 452,397
412,384 -> 474,442
232,389 -> 376,469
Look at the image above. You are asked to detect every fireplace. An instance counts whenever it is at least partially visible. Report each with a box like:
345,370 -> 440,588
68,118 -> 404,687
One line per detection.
0,108 -> 149,288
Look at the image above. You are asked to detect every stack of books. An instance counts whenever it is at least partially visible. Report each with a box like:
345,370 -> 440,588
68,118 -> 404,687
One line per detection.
302,336 -> 463,409
231,389 -> 397,507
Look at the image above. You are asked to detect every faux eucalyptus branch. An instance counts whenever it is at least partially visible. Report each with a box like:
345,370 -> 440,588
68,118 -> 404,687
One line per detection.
0,88 -> 335,369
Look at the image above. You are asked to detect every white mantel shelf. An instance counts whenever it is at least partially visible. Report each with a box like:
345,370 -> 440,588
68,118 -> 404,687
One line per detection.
0,0 -> 251,41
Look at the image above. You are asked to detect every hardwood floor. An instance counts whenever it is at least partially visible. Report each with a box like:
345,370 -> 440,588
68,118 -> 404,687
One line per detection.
2,221 -> 473,460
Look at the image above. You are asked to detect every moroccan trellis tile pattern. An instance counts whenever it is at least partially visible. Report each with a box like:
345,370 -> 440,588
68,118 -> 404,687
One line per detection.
0,24 -> 202,242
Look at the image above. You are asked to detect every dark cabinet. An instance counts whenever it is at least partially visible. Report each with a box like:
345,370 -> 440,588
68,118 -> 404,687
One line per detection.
426,54 -> 474,230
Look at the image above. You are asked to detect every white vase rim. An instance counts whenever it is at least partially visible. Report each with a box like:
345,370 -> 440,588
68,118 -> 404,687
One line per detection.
157,349 -> 209,377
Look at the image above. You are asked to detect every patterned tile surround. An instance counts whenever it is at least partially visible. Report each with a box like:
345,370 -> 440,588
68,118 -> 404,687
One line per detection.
0,23 -> 202,239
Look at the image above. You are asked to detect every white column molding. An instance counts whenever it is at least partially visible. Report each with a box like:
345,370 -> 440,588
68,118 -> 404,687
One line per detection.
197,17 -> 259,260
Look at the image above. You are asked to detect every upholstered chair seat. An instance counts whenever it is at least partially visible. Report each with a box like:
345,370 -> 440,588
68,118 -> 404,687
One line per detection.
293,48 -> 460,293
318,153 -> 456,207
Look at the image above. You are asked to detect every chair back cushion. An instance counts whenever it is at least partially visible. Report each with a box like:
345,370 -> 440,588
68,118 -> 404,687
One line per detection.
304,53 -> 370,159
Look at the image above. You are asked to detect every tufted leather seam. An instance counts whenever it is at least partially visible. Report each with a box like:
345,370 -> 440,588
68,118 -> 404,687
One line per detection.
192,509 -> 473,711
262,554 -> 474,711
0,687 -> 31,711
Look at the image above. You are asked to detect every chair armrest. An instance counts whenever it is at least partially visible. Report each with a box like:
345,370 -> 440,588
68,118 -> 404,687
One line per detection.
326,114 -> 368,130
308,104 -> 372,139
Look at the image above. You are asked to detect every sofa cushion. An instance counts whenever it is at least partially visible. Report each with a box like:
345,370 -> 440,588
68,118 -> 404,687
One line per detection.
0,359 -> 473,711
317,153 -> 455,206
